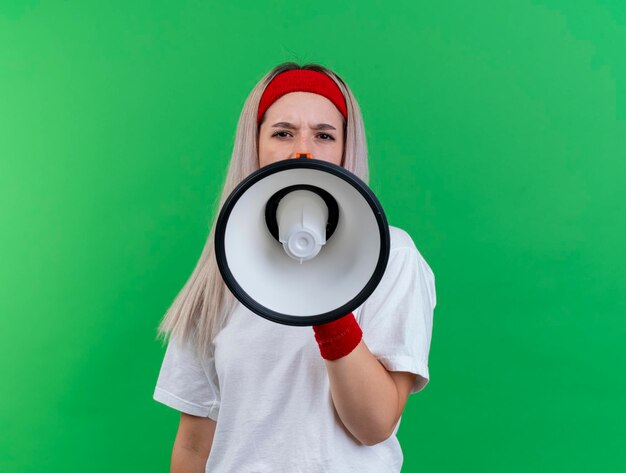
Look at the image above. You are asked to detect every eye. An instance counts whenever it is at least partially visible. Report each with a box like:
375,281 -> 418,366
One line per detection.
272,131 -> 292,138
317,133 -> 335,141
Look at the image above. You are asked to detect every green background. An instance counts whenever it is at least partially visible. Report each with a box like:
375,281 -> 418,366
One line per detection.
1,1 -> 624,471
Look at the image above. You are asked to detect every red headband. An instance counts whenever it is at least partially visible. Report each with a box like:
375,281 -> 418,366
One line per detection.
257,69 -> 348,124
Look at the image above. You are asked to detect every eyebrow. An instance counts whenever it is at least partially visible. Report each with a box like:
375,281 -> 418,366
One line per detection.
271,122 -> 337,131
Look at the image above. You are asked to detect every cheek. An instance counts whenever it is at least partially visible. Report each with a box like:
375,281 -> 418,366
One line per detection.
258,137 -> 268,167
258,130 -> 269,150
259,130 -> 281,152
333,135 -> 345,165
258,132 -> 275,161
258,133 -> 287,167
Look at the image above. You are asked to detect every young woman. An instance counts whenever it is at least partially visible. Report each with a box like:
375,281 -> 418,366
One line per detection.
153,62 -> 437,473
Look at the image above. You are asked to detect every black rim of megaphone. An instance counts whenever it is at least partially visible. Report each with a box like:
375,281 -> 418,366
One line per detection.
214,158 -> 391,326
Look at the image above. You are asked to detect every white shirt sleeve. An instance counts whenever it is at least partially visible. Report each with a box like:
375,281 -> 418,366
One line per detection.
153,338 -> 220,420
357,244 -> 437,394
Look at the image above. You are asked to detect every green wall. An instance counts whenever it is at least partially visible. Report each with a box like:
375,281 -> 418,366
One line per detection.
1,1 -> 624,471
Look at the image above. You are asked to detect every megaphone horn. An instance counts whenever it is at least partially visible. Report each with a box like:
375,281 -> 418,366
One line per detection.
214,158 -> 390,326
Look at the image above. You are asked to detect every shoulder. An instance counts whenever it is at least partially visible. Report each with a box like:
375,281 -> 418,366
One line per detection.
389,226 -> 428,264
387,225 -> 435,276
389,225 -> 417,252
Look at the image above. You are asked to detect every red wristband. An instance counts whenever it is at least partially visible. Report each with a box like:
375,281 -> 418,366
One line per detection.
312,313 -> 363,361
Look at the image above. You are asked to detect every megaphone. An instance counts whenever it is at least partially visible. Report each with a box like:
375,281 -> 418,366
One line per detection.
214,156 -> 390,326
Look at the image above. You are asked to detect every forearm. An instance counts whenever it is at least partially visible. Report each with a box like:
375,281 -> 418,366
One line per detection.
171,442 -> 209,473
324,339 -> 399,446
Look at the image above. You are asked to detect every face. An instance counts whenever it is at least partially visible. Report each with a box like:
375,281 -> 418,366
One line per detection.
258,92 -> 345,168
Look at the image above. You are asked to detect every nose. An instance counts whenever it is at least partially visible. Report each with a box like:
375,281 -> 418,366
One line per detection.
289,134 -> 314,160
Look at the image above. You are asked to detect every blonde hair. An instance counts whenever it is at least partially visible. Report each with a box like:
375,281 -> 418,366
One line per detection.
156,62 -> 370,360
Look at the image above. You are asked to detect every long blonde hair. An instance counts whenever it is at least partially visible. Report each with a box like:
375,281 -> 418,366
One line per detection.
156,62 -> 370,360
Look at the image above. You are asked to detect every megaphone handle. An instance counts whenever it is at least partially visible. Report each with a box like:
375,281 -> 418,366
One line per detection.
312,313 -> 363,361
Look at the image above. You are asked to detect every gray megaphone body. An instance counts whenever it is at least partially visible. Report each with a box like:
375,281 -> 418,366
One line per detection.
214,156 -> 390,326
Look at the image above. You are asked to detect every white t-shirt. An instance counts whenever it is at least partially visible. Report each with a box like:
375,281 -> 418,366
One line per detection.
153,226 -> 436,473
